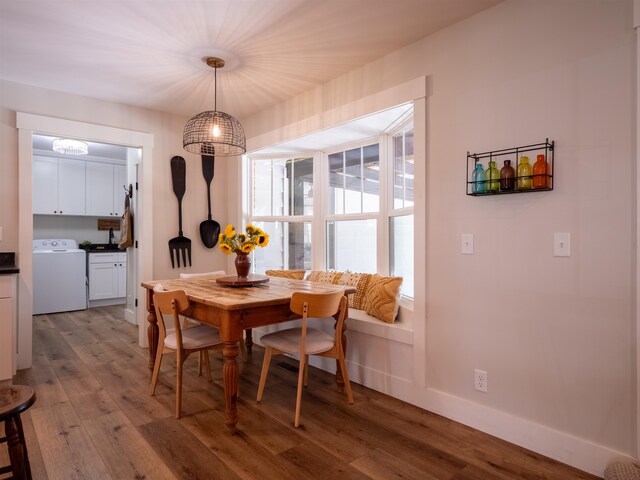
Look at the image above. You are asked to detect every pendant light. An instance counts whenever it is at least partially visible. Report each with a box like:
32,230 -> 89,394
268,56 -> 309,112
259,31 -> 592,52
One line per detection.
52,138 -> 88,155
183,57 -> 246,157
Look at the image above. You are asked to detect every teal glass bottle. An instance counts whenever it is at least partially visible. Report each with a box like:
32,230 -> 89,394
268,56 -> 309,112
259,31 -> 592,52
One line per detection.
487,160 -> 500,192
471,162 -> 486,194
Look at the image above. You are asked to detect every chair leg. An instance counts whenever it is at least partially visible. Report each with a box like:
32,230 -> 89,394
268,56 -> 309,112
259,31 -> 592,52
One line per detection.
303,354 -> 310,386
203,350 -> 213,382
239,337 -> 248,362
256,347 -> 273,402
294,355 -> 307,427
176,351 -> 184,419
337,355 -> 354,405
198,351 -> 203,376
149,347 -> 164,395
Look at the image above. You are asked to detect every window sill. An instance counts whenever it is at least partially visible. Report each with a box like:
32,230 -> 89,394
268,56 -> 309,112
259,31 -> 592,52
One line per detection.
347,308 -> 414,345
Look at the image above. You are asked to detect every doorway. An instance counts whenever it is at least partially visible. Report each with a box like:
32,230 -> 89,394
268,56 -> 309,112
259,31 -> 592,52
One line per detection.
16,112 -> 154,370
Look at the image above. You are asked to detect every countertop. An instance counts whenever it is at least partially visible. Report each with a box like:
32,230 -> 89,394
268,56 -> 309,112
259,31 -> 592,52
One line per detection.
0,252 -> 19,275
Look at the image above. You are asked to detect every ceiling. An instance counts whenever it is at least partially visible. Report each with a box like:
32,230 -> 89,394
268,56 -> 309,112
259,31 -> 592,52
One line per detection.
0,0 -> 502,121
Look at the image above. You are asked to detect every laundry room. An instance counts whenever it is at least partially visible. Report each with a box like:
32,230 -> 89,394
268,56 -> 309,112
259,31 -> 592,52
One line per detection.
31,134 -> 139,322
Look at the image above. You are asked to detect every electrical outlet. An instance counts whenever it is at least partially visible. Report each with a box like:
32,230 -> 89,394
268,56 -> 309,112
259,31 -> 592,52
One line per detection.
474,369 -> 487,393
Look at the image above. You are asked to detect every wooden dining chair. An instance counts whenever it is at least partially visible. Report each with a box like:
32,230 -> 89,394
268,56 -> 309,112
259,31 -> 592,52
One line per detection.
256,289 -> 354,427
150,288 -> 223,418
178,271 -> 248,362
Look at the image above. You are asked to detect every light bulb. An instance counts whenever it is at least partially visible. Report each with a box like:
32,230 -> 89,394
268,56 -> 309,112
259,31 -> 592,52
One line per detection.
212,124 -> 220,138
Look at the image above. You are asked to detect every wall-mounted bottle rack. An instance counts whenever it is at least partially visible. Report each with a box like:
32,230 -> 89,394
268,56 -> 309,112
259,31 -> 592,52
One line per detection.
466,138 -> 554,196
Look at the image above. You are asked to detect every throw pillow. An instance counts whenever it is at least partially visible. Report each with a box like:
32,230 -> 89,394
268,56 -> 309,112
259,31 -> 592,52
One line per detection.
307,270 -> 343,284
265,269 -> 306,280
338,271 -> 372,310
364,274 -> 403,324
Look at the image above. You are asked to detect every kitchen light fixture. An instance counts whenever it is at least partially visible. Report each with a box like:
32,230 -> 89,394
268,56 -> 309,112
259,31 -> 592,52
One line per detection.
52,138 -> 88,155
183,57 -> 246,157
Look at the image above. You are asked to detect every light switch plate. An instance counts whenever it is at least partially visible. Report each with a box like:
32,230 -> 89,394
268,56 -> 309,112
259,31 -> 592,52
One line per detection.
0,226 -> 3,242
554,232 -> 570,257
461,234 -> 474,255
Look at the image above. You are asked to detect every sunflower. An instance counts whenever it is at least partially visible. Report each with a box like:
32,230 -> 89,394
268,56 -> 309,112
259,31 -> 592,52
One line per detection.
240,243 -> 255,253
224,224 -> 236,237
219,243 -> 233,255
257,233 -> 269,247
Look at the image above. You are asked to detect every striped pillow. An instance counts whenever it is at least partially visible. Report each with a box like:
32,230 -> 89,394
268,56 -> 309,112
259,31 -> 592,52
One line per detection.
265,269 -> 306,280
338,271 -> 372,310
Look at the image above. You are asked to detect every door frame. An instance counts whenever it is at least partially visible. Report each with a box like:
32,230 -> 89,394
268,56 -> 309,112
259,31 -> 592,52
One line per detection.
16,112 -> 154,368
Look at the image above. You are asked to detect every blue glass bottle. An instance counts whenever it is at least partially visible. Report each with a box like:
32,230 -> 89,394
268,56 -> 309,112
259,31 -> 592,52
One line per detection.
471,162 -> 486,194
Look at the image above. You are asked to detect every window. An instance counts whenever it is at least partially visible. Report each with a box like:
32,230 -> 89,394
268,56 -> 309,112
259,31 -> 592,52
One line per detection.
326,219 -> 377,273
328,144 -> 379,214
389,123 -> 415,298
247,109 -> 415,300
249,158 -> 313,272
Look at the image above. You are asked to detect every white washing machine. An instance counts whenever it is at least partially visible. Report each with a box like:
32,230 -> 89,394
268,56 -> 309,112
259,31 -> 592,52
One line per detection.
33,239 -> 87,315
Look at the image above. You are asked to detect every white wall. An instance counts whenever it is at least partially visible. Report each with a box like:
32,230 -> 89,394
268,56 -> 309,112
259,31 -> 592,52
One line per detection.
243,0 -> 636,475
0,80 -> 231,280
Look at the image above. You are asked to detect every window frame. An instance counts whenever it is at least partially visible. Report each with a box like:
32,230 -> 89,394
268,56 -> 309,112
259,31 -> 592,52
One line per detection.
246,115 -> 415,303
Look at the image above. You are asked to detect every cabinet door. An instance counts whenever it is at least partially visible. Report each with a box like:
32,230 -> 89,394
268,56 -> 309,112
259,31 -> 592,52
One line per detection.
89,263 -> 118,300
86,162 -> 114,216
33,156 -> 58,214
58,158 -> 86,215
112,165 -> 127,217
116,263 -> 127,298
0,297 -> 13,381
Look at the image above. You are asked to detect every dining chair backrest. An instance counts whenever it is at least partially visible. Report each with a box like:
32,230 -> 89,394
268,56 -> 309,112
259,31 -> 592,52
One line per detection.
290,289 -> 347,350
153,289 -> 190,351
290,289 -> 344,319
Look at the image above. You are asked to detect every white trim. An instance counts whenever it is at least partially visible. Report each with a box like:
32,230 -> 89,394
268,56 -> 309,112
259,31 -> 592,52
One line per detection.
635,8 -> 640,460
418,388 -> 635,477
16,113 -> 154,369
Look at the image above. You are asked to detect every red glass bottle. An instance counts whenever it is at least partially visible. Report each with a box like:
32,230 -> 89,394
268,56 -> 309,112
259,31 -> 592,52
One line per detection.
533,154 -> 548,189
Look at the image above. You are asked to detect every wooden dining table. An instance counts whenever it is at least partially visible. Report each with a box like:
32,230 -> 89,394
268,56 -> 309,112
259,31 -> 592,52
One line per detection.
140,274 -> 354,433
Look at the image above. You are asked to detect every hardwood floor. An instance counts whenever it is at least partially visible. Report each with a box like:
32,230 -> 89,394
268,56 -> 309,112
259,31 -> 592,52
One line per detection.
0,306 -> 600,480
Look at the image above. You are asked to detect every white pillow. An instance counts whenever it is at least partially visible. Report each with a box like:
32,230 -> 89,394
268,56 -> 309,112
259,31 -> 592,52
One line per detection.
179,270 -> 226,279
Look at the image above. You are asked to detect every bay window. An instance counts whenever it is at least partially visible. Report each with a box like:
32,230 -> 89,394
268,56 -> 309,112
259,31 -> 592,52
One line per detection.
247,111 -> 414,300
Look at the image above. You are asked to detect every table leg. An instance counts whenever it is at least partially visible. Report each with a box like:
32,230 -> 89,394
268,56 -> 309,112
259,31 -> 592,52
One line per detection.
146,290 -> 159,377
334,301 -> 348,393
222,341 -> 239,434
245,328 -> 253,354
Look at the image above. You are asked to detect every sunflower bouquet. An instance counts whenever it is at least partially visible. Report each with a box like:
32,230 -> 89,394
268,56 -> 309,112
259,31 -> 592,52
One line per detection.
218,224 -> 269,255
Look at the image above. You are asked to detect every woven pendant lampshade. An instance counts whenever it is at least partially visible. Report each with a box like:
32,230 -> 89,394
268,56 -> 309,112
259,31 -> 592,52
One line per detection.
183,57 -> 246,157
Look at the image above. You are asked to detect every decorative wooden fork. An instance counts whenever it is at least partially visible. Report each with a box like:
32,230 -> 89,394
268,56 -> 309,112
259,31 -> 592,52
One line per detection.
168,156 -> 191,268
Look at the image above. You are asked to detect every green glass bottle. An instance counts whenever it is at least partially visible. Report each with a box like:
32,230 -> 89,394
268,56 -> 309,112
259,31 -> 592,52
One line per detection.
517,155 -> 532,190
487,160 -> 500,192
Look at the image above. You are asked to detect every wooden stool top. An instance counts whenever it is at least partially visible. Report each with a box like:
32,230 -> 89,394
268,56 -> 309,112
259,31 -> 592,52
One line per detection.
0,386 -> 36,421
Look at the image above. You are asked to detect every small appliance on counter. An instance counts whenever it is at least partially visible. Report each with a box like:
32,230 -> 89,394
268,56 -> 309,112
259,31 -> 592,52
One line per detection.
33,239 -> 87,315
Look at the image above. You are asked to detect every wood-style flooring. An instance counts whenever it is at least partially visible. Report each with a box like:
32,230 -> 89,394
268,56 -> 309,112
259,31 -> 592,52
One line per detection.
0,306 -> 600,480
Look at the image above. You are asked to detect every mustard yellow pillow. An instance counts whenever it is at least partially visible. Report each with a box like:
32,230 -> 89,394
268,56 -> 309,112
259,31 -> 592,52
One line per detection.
364,274 -> 403,324
338,271 -> 372,310
265,269 -> 306,280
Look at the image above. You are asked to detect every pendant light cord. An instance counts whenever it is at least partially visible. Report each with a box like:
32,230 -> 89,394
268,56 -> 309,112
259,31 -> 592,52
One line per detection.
214,65 -> 217,111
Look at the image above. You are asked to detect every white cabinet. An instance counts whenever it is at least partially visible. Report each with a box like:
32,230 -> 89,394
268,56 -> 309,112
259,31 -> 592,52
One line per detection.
0,276 -> 17,381
33,156 -> 86,215
86,162 -> 126,217
89,252 -> 126,301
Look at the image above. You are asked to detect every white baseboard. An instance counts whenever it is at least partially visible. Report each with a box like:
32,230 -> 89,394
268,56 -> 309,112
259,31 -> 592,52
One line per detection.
315,354 -> 635,477
124,308 -> 136,325
416,388 -> 636,477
